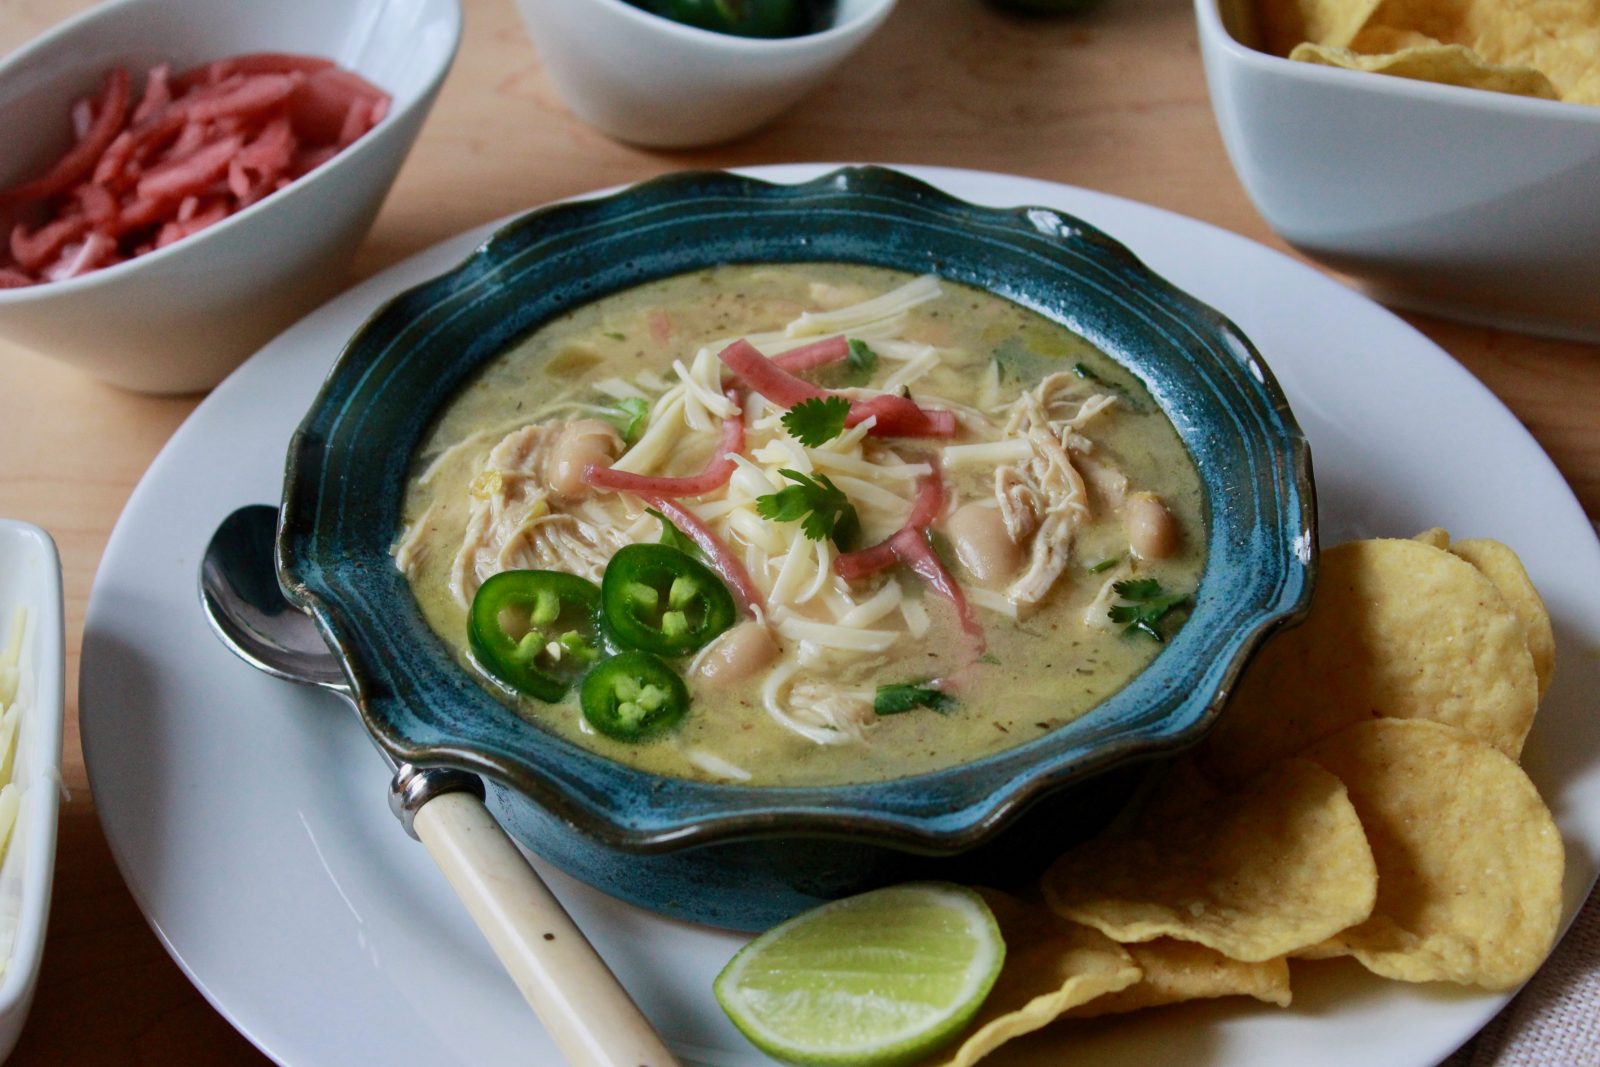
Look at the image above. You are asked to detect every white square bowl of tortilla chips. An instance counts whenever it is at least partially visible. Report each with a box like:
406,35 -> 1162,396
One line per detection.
1194,0 -> 1600,342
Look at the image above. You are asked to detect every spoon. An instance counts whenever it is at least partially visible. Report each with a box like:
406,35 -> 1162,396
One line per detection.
201,505 -> 679,1067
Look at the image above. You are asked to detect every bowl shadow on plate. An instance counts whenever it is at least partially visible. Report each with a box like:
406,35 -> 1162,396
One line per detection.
986,1001 -> 1227,1067
278,165 -> 1314,931
80,618 -> 185,910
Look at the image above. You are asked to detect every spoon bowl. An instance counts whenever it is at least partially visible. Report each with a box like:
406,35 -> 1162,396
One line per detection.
200,504 -> 348,692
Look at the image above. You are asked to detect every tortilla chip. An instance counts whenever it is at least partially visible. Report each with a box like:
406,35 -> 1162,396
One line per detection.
1304,719 -> 1565,989
1450,538 -> 1555,699
1412,526 -> 1451,549
1290,41 -> 1560,98
1265,0 -> 1600,104
1067,940 -> 1292,1017
1042,759 -> 1377,962
1292,938 -> 1347,959
1133,755 -> 1223,834
1460,0 -> 1600,102
1201,539 -> 1538,781
926,891 -> 1140,1067
1261,0 -> 1387,55
1352,23 -> 1451,50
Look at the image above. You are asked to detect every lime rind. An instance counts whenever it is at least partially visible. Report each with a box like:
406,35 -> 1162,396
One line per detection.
714,883 -> 1005,1067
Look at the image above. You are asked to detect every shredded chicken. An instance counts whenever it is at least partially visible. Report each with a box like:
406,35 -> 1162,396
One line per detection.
761,660 -> 876,745
992,374 -> 1117,606
1077,453 -> 1130,509
447,420 -> 634,606
393,500 -> 442,578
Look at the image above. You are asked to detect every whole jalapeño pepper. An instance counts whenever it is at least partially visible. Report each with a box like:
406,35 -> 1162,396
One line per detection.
600,543 -> 735,656
468,570 -> 602,702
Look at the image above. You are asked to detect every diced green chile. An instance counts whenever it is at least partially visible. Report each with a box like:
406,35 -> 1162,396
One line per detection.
468,570 -> 602,702
601,543 -> 735,655
580,651 -> 690,741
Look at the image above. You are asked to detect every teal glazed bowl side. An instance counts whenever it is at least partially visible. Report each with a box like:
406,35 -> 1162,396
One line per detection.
277,166 -> 1315,928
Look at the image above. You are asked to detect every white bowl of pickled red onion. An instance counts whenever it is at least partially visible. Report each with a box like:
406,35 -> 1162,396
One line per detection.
0,0 -> 461,394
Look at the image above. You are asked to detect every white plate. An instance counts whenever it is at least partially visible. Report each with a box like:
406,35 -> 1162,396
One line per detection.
81,164 -> 1600,1067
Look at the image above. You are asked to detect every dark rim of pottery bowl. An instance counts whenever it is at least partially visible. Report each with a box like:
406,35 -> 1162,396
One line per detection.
277,165 -> 1316,856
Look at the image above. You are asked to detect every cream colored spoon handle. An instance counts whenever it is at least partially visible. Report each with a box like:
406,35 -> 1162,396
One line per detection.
411,791 -> 681,1067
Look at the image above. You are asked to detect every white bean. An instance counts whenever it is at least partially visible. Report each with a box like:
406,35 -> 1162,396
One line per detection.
693,621 -> 778,687
947,502 -> 1021,585
548,419 -> 622,499
1125,491 -> 1180,560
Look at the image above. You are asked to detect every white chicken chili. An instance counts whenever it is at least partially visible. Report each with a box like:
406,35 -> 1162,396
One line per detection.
395,265 -> 1205,786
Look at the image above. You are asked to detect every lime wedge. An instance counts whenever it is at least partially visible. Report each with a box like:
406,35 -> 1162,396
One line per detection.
714,883 -> 1005,1067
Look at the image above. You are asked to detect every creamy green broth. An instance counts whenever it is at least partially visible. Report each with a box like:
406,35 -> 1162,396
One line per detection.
397,264 -> 1205,787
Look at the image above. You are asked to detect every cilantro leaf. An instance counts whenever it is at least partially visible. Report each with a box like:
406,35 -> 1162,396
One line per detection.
875,683 -> 957,716
847,339 -> 878,376
781,396 -> 850,447
646,508 -> 699,558
755,469 -> 860,546
812,338 -> 879,388
599,396 -> 649,444
1108,578 -> 1191,642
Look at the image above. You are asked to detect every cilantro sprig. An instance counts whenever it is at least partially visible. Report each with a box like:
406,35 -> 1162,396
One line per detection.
814,338 -> 878,388
781,396 -> 850,447
847,339 -> 878,378
1107,578 -> 1190,642
646,507 -> 700,558
755,469 -> 860,546
599,396 -> 649,444
874,683 -> 957,717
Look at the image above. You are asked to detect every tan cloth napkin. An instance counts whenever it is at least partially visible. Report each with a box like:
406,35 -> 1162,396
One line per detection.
1442,880 -> 1600,1065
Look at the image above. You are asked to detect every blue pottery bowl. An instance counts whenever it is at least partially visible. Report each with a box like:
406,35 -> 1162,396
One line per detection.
277,166 -> 1316,931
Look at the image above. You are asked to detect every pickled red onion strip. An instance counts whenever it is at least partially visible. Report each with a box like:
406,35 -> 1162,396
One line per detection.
718,338 -> 825,407
587,395 -> 745,497
889,528 -> 983,644
835,472 -> 944,580
833,470 -> 981,645
834,542 -> 897,581
0,68 -> 129,207
136,134 -> 243,202
717,339 -> 955,438
847,394 -> 957,438
173,52 -> 335,92
130,64 -> 171,125
10,215 -> 89,272
642,496 -> 765,617
771,334 -> 849,373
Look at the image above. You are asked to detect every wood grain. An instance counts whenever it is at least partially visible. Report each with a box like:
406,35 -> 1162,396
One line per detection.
0,0 -> 1594,1061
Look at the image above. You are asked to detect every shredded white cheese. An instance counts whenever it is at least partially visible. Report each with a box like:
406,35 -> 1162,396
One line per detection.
592,376 -> 647,401
783,274 -> 942,337
941,439 -> 1034,467
0,606 -> 28,937
683,748 -> 752,782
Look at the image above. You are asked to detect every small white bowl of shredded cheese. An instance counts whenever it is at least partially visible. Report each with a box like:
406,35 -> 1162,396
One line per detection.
0,521 -> 63,1060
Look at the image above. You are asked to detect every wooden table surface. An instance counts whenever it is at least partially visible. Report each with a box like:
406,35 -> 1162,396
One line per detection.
0,0 -> 1596,1061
